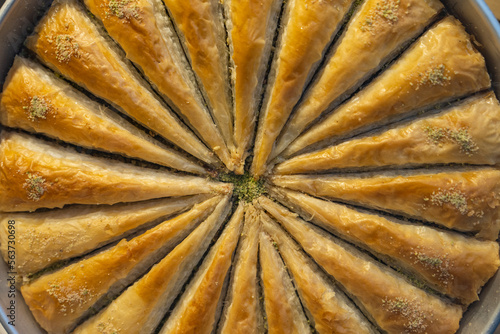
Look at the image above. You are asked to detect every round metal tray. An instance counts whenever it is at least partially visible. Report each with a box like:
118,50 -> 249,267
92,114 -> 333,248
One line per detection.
0,0 -> 499,333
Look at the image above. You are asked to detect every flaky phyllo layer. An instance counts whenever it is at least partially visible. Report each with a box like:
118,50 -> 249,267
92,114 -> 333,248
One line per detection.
0,0 -> 499,333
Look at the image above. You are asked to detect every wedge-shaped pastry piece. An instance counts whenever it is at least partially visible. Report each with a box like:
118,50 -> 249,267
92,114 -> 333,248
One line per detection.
283,16 -> 491,157
25,0 -> 217,165
259,230 -> 312,334
0,131 -> 231,212
268,188 -> 500,304
21,196 -> 223,334
72,197 -> 232,334
162,0 -> 234,154
83,0 -> 233,170
258,196 -> 463,334
274,0 -> 444,156
159,203 -> 243,334
261,213 -> 376,334
0,57 -> 205,174
251,0 -> 356,176
218,204 -> 264,334
275,92 -> 500,174
225,0 -> 283,173
0,194 -> 209,275
272,168 -> 500,239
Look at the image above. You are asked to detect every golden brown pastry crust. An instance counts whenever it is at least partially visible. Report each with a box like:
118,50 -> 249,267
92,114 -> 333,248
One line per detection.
261,213 -> 376,334
227,0 -> 282,173
218,204 -> 263,334
258,196 -> 463,334
162,0 -> 234,153
21,196 -> 221,334
275,0 -> 443,156
73,196 -> 232,334
0,131 -> 231,212
0,56 -> 205,174
272,168 -> 500,239
284,16 -> 491,157
259,229 -> 312,334
275,92 -> 500,174
0,195 -> 210,275
268,187 -> 500,304
159,202 -> 243,334
83,0 -> 233,170
25,0 -> 217,165
251,0 -> 355,176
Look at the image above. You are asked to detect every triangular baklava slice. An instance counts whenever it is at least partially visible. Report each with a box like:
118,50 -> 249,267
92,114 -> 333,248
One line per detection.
162,0 -> 234,155
224,0 -> 283,173
275,0 -> 443,155
275,92 -> 500,174
259,229 -> 312,334
0,131 -> 231,212
0,194 -> 209,275
0,56 -> 205,174
268,187 -> 500,304
217,203 -> 264,333
21,196 -> 225,334
158,203 -> 243,334
83,0 -> 233,170
261,213 -> 377,334
258,196 -> 463,334
284,16 -> 491,157
251,0 -> 356,176
272,168 -> 500,239
71,197 -> 232,334
26,0 -> 216,165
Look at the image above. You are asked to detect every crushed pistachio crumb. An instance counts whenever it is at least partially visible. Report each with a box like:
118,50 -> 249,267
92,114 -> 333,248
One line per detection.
382,297 -> 428,332
361,0 -> 400,32
416,254 -> 443,268
421,65 -> 451,86
47,279 -> 94,316
23,172 -> 46,201
412,250 -> 452,285
97,321 -> 119,334
23,96 -> 50,121
55,34 -> 80,63
106,0 -> 140,20
430,187 -> 468,215
424,126 -> 479,156
215,172 -> 266,203
448,128 -> 479,156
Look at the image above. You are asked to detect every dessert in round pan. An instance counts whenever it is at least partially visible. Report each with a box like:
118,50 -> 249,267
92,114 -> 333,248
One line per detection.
0,0 -> 500,333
